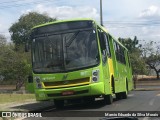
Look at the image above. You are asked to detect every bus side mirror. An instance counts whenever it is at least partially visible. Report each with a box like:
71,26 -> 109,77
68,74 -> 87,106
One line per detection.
28,76 -> 33,83
25,34 -> 33,52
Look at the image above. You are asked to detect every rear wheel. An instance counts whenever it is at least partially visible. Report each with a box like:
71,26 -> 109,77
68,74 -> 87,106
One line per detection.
121,91 -> 127,99
121,80 -> 128,99
104,94 -> 113,105
54,99 -> 64,109
111,76 -> 115,94
115,93 -> 122,100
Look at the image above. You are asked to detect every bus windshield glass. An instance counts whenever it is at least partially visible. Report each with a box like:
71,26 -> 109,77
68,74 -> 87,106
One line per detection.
32,21 -> 99,73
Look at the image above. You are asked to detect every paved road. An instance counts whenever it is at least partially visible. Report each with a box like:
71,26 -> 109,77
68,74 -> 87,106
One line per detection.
136,85 -> 160,89
23,90 -> 160,120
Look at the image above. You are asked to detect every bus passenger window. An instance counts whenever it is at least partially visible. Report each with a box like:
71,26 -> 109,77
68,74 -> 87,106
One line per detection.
98,29 -> 107,63
104,34 -> 111,57
98,30 -> 106,52
114,41 -> 126,64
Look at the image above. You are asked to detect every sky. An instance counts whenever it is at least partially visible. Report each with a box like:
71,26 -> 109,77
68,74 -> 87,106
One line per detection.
0,0 -> 160,45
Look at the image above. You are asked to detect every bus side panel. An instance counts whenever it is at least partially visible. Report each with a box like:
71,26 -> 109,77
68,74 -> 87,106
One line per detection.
115,62 -> 127,92
107,58 -> 114,93
108,37 -> 120,93
102,58 -> 112,95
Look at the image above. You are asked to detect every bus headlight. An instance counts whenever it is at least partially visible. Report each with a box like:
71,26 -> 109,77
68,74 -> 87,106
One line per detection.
92,69 -> 99,82
36,77 -> 40,83
35,77 -> 42,89
37,83 -> 42,89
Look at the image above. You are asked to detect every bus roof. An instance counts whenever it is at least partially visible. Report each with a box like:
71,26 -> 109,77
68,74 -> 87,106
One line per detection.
33,18 -> 96,29
32,18 -> 127,51
96,23 -> 128,51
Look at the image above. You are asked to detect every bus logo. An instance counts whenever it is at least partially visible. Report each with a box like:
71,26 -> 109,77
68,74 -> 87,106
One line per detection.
62,74 -> 68,80
2,112 -> 11,117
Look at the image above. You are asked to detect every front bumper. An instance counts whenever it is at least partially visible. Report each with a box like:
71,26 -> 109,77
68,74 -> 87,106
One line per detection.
35,82 -> 104,101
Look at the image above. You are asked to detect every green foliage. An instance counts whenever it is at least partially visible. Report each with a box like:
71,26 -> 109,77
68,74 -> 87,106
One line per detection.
129,51 -> 147,75
9,12 -> 56,47
119,37 -> 160,79
118,36 -> 140,53
1,11 -> 56,88
0,34 -> 7,46
0,35 -> 31,89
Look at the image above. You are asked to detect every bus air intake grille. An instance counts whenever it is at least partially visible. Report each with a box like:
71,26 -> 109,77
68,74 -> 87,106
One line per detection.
43,77 -> 90,88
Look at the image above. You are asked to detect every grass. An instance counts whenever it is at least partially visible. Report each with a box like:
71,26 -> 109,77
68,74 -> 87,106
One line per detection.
0,94 -> 35,104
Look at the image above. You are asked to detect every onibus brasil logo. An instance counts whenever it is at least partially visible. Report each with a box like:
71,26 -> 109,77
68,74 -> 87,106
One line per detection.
1,112 -> 42,118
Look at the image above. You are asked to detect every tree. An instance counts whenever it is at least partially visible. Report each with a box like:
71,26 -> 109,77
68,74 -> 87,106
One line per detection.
0,34 -> 31,89
7,12 -> 56,89
142,41 -> 160,79
0,43 -> 31,89
9,12 -> 56,49
119,37 -> 160,80
0,34 -> 7,46
0,34 -> 7,82
118,36 -> 141,53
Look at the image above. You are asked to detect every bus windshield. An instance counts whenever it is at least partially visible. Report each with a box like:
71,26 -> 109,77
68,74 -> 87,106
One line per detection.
32,29 -> 99,73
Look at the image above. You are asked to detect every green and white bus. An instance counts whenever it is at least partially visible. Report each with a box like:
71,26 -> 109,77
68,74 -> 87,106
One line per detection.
26,19 -> 133,109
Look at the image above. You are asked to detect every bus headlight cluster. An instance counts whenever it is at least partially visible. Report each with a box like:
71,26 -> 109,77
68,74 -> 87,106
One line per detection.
35,77 -> 42,89
92,69 -> 99,82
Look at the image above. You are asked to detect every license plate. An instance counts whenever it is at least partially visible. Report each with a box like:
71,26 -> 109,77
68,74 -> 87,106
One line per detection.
62,91 -> 74,96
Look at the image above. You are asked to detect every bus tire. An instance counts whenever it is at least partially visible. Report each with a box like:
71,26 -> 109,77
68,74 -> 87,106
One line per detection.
104,94 -> 113,105
54,99 -> 64,109
121,79 -> 128,99
115,93 -> 122,100
121,91 -> 127,99
126,79 -> 129,92
111,76 -> 115,94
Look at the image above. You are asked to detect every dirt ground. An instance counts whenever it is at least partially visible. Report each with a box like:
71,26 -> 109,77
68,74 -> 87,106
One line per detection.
0,85 -> 16,90
137,75 -> 159,81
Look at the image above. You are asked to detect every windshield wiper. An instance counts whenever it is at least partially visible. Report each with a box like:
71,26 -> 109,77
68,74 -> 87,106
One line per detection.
65,31 -> 80,47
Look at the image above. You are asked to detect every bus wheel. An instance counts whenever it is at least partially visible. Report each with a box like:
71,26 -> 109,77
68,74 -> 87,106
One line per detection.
104,94 -> 113,105
121,91 -> 127,99
121,80 -> 128,99
111,76 -> 115,94
115,93 -> 122,100
54,99 -> 64,109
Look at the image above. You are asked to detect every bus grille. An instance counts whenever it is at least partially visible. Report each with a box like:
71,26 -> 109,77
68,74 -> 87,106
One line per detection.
43,77 -> 90,88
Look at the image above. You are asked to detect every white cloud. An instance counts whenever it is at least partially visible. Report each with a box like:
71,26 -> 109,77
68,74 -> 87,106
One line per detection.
141,27 -> 149,34
139,5 -> 160,19
0,19 -> 12,41
23,4 -> 99,20
19,1 -> 160,44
